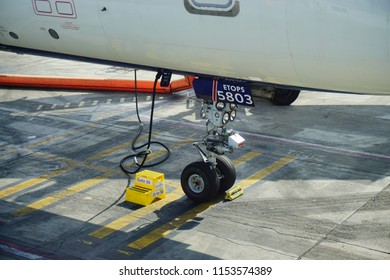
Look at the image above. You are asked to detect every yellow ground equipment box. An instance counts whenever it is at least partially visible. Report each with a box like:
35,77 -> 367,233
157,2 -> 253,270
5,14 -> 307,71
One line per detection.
125,170 -> 166,206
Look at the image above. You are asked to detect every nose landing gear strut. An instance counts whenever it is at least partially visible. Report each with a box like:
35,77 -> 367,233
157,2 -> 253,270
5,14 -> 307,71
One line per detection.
181,81 -> 249,202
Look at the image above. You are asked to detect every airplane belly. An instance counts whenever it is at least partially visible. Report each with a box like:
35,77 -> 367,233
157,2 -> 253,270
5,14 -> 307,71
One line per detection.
286,0 -> 390,94
0,0 -> 119,62
96,0 -> 301,86
0,0 -> 389,94
95,0 -> 390,94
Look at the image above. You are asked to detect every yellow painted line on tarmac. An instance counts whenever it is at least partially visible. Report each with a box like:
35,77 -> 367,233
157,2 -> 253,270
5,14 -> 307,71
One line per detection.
0,167 -> 72,200
126,155 -> 296,250
0,125 -> 100,198
86,135 -> 192,162
148,138 -> 194,160
89,180 -> 183,239
2,133 -> 188,201
88,150 -> 262,239
27,125 -> 96,148
6,137 -> 193,218
232,150 -> 262,168
11,172 -> 111,217
0,178 -> 47,200
85,134 -> 155,162
2,110 -> 171,199
127,201 -> 213,250
237,155 -> 296,191
86,142 -> 132,162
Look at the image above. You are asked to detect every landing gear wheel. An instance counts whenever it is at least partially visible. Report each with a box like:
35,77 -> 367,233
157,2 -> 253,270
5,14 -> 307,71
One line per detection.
216,155 -> 236,192
181,161 -> 220,203
271,89 -> 300,106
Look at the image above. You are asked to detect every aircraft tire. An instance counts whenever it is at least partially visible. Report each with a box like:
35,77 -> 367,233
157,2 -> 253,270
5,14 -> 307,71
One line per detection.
271,89 -> 300,106
181,161 -> 220,203
216,155 -> 236,193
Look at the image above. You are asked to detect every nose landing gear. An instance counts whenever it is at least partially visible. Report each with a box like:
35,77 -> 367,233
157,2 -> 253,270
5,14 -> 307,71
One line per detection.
180,99 -> 245,202
180,77 -> 253,202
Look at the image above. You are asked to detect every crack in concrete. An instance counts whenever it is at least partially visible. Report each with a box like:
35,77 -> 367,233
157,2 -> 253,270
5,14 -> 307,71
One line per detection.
209,214 -> 319,242
197,228 -> 297,259
297,183 -> 390,259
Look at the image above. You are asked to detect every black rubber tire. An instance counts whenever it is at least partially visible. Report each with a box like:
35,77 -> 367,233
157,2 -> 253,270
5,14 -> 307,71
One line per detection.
181,161 -> 220,203
216,155 -> 236,192
271,89 -> 300,106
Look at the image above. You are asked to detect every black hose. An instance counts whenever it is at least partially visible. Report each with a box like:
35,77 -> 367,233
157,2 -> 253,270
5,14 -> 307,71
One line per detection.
120,70 -> 171,176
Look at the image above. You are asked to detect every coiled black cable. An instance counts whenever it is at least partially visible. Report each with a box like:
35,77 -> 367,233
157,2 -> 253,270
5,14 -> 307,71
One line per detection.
120,70 -> 171,176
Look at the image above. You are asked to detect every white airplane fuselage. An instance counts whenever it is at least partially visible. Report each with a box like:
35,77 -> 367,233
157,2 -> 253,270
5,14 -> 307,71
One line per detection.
0,0 -> 389,94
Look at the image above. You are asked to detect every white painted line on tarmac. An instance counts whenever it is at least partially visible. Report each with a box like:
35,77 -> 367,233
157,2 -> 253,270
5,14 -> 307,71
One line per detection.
0,244 -> 45,260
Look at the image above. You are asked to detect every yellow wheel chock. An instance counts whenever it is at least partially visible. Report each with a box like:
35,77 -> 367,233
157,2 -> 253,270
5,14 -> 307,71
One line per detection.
224,185 -> 243,201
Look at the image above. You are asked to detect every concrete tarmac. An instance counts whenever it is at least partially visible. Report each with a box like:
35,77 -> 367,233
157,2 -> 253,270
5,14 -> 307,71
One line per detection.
0,52 -> 389,260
